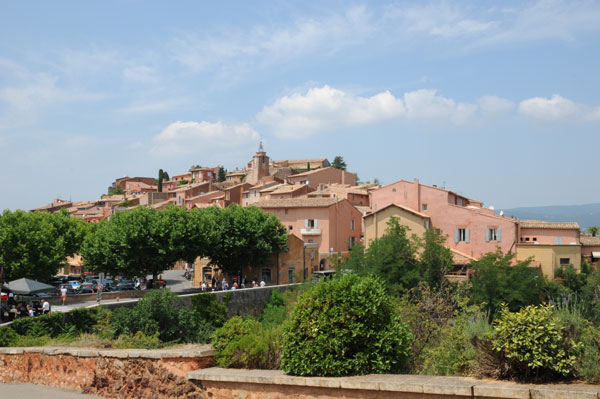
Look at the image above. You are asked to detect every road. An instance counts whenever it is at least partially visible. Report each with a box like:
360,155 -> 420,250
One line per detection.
0,383 -> 103,398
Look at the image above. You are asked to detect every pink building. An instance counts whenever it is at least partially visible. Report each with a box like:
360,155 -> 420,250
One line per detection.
190,167 -> 217,183
287,167 -> 356,189
255,197 -> 363,269
370,179 -> 519,259
581,234 -> 600,264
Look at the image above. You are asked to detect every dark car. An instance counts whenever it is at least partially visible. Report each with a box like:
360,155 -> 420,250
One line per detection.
115,280 -> 137,291
78,282 -> 97,294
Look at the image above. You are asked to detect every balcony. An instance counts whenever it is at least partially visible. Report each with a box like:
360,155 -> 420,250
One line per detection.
301,228 -> 322,236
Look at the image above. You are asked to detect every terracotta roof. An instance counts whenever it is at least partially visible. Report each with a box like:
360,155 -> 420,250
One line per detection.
520,220 -> 580,229
581,234 -> 600,246
255,197 -> 341,208
259,183 -> 285,194
308,183 -> 368,196
364,203 -> 430,220
449,248 -> 476,264
226,169 -> 248,176
274,158 -> 328,164
269,184 -> 307,195
289,166 -> 339,178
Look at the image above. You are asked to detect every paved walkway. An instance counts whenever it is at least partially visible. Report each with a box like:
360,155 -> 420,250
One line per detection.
0,383 -> 103,398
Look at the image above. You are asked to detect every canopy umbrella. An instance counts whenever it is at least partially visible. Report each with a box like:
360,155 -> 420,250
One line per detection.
6,278 -> 55,295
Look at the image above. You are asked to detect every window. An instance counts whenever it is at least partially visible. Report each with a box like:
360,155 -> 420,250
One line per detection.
458,198 -> 464,206
525,237 -> 530,241
300,180 -> 308,185
454,228 -> 469,243
308,239 -> 313,243
310,249 -> 315,260
350,220 -> 355,230
392,188 -> 397,192
425,220 -> 430,230
261,268 -> 272,283
207,172 -> 212,177
288,225 -> 293,231
305,219 -> 317,228
555,237 -> 563,244
422,204 -> 428,211
559,258 -> 570,265
288,268 -> 296,283
486,228 -> 502,242
348,236 -> 356,250
533,237 -> 537,241
285,209 -> 289,215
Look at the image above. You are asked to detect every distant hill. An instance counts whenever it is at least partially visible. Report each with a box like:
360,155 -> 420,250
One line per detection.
503,203 -> 600,231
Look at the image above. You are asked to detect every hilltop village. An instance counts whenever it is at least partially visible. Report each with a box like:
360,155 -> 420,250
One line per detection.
35,144 -> 600,286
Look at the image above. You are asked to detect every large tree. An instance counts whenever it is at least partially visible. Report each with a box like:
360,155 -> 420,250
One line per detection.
331,155 -> 347,171
205,204 -> 288,277
0,209 -> 88,282
469,250 -> 544,319
81,206 -> 182,279
417,229 -> 454,290
217,166 -> 227,182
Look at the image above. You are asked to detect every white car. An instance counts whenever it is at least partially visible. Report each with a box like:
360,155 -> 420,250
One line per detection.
69,281 -> 81,290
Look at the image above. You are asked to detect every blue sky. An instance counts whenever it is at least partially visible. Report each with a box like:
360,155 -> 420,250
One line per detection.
1,0 -> 599,211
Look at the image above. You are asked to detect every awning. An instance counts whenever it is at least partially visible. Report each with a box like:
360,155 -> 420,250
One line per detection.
592,251 -> 600,259
5,278 -> 55,295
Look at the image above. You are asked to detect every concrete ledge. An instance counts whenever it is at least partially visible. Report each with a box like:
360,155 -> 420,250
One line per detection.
0,346 -> 215,360
188,368 -> 600,399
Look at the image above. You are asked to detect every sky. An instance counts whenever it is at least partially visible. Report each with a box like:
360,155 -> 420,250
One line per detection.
1,0 -> 599,211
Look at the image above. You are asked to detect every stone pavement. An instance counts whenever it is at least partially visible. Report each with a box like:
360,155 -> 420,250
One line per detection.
0,383 -> 104,398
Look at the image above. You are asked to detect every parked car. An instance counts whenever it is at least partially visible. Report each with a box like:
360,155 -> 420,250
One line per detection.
60,284 -> 77,295
115,280 -> 137,291
69,280 -> 81,290
78,282 -> 97,294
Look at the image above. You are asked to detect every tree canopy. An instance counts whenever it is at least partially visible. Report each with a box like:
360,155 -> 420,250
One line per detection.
217,166 -> 226,182
81,204 -> 287,279
0,209 -> 88,282
331,156 -> 347,171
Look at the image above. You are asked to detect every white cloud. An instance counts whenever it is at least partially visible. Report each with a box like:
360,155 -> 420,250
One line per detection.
257,86 -> 489,138
587,106 -> 600,121
151,121 -> 260,156
518,94 -> 579,120
256,86 -> 404,139
170,6 -> 375,73
122,65 -> 159,84
119,98 -> 185,114
477,95 -> 515,115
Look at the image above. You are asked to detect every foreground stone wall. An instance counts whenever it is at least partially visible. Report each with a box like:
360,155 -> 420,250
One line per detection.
0,347 -> 215,399
188,368 -> 600,399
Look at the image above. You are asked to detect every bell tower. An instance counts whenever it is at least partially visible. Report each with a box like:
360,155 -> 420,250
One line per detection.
246,141 -> 270,184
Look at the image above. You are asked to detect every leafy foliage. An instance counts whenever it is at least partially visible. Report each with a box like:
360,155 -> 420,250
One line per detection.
491,304 -> 579,381
469,251 -> 544,318
0,209 -> 87,281
191,293 -> 228,328
217,166 -> 227,182
281,274 -> 412,376
212,317 -> 282,369
331,155 -> 347,170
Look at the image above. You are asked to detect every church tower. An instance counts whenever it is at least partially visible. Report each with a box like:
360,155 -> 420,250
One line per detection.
246,141 -> 270,185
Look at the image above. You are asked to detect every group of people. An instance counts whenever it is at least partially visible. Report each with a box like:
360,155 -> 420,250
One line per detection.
0,293 -> 52,322
200,276 -> 266,292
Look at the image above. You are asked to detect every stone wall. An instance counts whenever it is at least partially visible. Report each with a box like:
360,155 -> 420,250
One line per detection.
0,347 -> 215,399
188,368 -> 600,399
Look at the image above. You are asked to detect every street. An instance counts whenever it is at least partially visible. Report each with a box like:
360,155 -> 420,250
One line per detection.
0,383 -> 103,398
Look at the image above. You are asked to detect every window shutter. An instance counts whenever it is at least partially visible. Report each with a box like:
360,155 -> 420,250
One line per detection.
555,237 -> 562,244
305,219 -> 309,228
497,229 -> 502,242
314,219 -> 318,228
485,229 -> 490,242
465,229 -> 470,243
454,228 -> 459,243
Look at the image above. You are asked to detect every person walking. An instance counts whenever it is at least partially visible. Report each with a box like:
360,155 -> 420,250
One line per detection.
96,281 -> 103,302
201,281 -> 206,292
41,299 -> 50,314
60,285 -> 68,305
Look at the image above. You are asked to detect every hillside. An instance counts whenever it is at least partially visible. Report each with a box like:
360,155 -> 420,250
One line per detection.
503,203 -> 600,231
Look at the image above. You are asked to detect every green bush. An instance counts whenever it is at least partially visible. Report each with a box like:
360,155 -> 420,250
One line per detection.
212,316 -> 282,369
260,290 -> 289,329
491,304 -> 579,381
11,313 -> 64,337
281,274 -> 412,376
114,331 -> 162,349
0,326 -> 19,347
191,293 -> 228,328
576,326 -> 600,383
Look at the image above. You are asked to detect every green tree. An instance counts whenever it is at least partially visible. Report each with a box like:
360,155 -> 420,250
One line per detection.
0,210 -> 87,282
217,166 -> 226,182
331,155 -> 347,170
205,205 -> 288,277
108,185 -> 125,195
417,229 -> 454,290
344,217 -> 419,295
157,169 -> 164,192
588,226 -> 599,237
81,206 -> 182,279
470,250 -> 544,319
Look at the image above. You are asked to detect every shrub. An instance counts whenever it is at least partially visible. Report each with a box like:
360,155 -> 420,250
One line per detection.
577,326 -> 600,383
64,307 -> 106,334
114,331 -> 162,349
491,304 -> 579,381
260,290 -> 289,329
11,313 -> 64,337
281,274 -> 412,376
191,293 -> 228,328
212,317 -> 281,369
0,326 -> 18,347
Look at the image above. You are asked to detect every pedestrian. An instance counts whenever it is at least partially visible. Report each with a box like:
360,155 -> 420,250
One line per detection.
223,281 -> 229,290
27,304 -> 34,317
252,280 -> 257,288
221,278 -> 226,289
260,280 -> 266,288
41,299 -> 50,314
96,281 -> 103,302
60,285 -> 68,305
233,281 -> 238,290
201,281 -> 206,292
